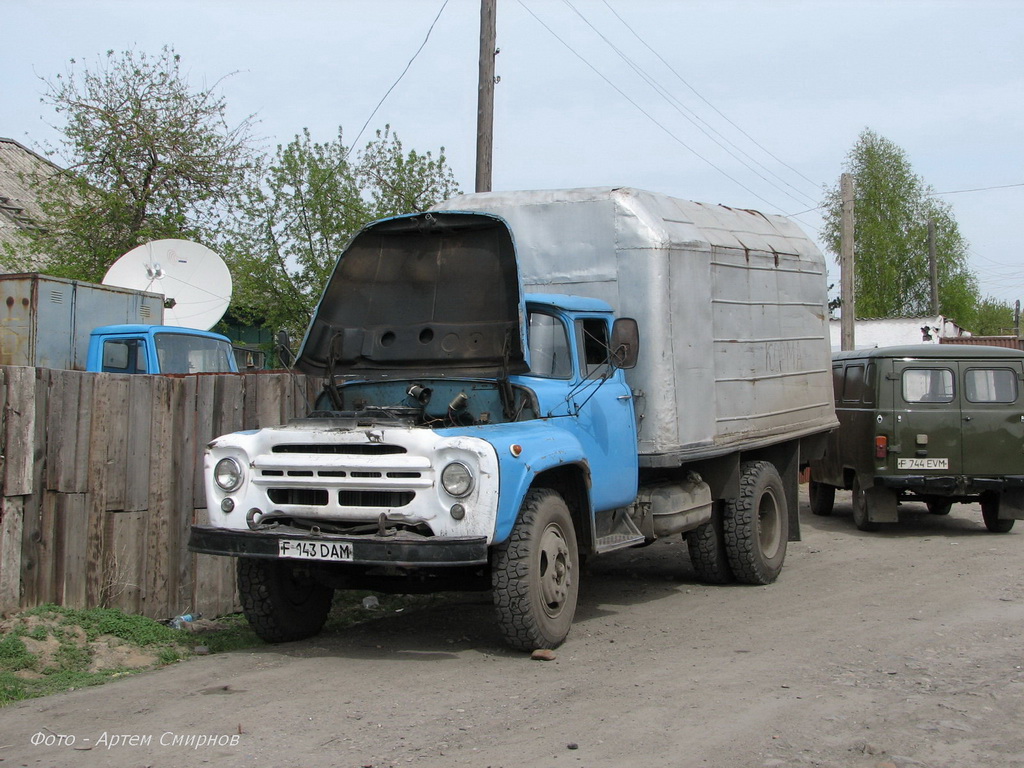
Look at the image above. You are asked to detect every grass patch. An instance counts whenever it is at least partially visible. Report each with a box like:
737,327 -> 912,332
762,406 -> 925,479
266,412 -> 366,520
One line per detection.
0,591 -> 444,706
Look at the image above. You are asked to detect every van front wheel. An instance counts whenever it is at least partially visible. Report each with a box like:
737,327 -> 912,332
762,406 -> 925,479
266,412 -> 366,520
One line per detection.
492,489 -> 580,651
809,479 -> 836,516
723,461 -> 788,584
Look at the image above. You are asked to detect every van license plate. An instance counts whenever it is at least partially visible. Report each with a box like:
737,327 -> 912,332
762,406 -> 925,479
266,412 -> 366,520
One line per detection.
278,539 -> 354,561
897,458 -> 949,470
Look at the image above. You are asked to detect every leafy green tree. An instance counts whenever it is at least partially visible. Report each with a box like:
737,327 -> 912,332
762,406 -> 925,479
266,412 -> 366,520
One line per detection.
972,296 -> 1016,336
822,129 -> 978,326
7,46 -> 254,282
221,126 -> 461,337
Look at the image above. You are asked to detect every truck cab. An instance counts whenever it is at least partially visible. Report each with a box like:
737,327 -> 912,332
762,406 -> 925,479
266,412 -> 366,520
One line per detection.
809,344 -> 1024,532
87,324 -> 238,374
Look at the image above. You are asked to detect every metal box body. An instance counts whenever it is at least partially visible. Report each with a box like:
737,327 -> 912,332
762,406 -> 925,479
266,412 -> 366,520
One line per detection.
0,274 -> 164,370
434,187 -> 836,465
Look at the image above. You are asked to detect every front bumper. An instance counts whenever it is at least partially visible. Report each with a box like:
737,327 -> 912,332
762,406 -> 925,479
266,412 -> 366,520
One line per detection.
189,525 -> 489,567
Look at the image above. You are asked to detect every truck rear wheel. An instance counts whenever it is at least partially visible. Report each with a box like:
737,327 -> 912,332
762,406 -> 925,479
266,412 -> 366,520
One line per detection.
492,489 -> 579,651
808,479 -> 835,516
686,504 -> 734,584
722,461 -> 788,584
981,493 -> 1015,533
237,558 -> 334,643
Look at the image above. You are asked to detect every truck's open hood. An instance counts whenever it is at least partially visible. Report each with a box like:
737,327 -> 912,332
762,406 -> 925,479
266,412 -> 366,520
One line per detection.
296,211 -> 528,378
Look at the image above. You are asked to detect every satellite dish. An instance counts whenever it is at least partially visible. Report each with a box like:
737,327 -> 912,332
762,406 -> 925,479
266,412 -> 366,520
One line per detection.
103,239 -> 232,330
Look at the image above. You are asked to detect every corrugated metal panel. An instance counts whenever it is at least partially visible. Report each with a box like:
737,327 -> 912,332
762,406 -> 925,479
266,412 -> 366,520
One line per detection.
941,336 -> 1024,350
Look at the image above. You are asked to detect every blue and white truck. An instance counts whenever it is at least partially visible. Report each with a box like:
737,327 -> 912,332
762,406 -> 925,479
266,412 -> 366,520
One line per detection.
0,273 -> 237,374
189,187 -> 837,651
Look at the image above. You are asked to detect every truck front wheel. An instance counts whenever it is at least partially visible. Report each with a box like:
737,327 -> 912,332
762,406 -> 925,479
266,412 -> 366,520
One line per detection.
492,489 -> 579,651
723,461 -> 788,584
237,558 -> 334,643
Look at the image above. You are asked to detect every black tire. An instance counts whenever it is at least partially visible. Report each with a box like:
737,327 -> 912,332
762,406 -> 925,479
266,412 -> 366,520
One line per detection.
981,493 -> 1015,533
237,558 -> 334,643
808,479 -> 836,516
492,489 -> 579,651
927,499 -> 953,516
722,461 -> 788,585
686,503 -> 734,584
851,475 -> 880,532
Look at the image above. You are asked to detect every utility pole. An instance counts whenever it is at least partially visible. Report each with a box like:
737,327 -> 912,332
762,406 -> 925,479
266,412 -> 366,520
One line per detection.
476,0 -> 497,193
928,219 -> 939,315
840,173 -> 856,351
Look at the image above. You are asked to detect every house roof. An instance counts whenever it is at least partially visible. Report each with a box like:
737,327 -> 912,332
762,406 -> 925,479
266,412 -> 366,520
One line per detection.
0,137 -> 63,252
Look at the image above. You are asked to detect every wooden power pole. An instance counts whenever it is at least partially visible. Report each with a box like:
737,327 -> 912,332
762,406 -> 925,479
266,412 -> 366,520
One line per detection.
476,0 -> 497,193
840,173 -> 856,351
928,219 -> 939,315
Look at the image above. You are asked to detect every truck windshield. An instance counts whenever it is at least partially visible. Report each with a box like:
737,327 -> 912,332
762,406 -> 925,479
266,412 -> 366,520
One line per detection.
155,333 -> 235,374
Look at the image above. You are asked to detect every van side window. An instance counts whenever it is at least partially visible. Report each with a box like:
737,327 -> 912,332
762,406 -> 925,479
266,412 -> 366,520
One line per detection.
863,362 -> 877,405
831,365 -> 843,405
842,364 -> 865,402
903,368 -> 954,403
965,368 -> 1018,403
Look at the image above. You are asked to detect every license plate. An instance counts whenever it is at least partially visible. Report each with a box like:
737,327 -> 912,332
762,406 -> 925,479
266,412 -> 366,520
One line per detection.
278,539 -> 354,561
897,458 -> 949,470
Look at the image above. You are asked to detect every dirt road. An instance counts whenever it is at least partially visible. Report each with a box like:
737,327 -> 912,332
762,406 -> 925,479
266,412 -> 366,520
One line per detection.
3,489 -> 1024,768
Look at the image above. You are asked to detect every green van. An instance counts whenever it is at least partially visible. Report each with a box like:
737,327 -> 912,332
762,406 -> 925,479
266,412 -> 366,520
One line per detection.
809,344 -> 1024,532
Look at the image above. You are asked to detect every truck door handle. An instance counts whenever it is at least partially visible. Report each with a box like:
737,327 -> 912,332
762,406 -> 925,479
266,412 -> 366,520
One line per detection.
617,394 -> 632,401
963,416 -> 972,421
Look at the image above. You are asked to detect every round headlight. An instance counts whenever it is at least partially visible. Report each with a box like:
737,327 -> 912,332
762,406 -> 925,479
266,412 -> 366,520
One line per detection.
441,462 -> 474,497
214,457 -> 244,492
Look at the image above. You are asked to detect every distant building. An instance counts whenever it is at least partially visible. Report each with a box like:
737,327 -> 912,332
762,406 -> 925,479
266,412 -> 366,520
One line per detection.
829,315 -> 970,351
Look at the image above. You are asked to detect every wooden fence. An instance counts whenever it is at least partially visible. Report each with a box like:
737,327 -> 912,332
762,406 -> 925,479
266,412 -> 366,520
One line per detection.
0,367 -> 317,620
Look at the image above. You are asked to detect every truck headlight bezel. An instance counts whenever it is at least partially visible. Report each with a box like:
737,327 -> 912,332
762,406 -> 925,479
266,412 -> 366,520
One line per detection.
214,457 -> 244,492
440,461 -> 474,498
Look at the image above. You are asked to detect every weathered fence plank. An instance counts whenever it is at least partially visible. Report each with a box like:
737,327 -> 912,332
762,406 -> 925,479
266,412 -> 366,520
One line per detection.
0,496 -> 23,612
3,368 -> 316,619
124,375 -> 153,512
3,367 -> 35,496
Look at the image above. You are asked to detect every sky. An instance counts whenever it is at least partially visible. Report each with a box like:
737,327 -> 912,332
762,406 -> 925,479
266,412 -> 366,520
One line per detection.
2,0 -> 1023,314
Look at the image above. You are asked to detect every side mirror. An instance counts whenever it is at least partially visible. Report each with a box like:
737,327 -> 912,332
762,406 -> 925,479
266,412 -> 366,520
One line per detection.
275,330 -> 294,368
610,318 -> 639,369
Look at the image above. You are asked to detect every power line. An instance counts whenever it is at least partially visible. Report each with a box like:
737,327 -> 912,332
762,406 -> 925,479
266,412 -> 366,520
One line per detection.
601,0 -> 822,193
516,0 -> 800,218
930,182 -> 1024,196
562,0 -> 820,211
347,0 -> 450,155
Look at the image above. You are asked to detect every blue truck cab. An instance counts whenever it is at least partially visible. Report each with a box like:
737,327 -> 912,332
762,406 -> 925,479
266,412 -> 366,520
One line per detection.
87,324 -> 238,374
190,189 -> 837,651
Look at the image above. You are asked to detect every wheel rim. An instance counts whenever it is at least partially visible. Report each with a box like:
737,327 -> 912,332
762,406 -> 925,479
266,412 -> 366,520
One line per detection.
538,521 -> 572,617
757,489 -> 782,558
